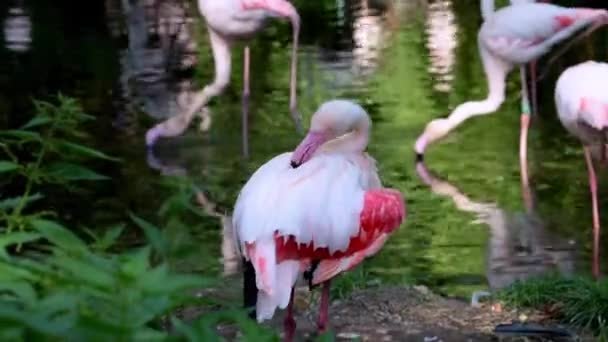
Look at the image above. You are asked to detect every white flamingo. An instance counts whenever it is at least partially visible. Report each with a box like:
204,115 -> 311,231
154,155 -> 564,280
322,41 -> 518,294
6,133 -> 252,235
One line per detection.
414,0 -> 608,210
555,60 -> 608,279
233,99 -> 406,341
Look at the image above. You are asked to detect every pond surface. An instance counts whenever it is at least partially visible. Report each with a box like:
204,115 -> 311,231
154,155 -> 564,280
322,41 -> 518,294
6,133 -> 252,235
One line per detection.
2,0 -> 608,298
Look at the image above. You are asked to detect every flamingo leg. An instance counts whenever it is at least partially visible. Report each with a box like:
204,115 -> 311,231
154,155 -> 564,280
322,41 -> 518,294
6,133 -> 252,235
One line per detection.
243,258 -> 257,319
145,29 -> 231,147
529,61 -> 538,116
317,280 -> 331,333
519,66 -> 532,212
283,287 -> 296,342
584,146 -> 601,279
242,46 -> 251,159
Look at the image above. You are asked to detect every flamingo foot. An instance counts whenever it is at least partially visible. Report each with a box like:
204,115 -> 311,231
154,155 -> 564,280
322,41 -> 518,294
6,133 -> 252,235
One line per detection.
145,126 -> 163,147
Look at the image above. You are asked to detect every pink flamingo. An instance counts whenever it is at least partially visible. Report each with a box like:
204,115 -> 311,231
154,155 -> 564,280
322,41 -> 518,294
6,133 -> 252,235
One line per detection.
145,0 -> 302,150
555,60 -> 608,279
414,0 -> 608,210
233,100 -> 406,340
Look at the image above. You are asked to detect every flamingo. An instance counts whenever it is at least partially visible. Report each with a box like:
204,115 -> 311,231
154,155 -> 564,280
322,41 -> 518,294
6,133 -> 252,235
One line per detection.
554,60 -> 607,279
414,0 -> 608,210
233,99 -> 406,340
145,0 -> 302,152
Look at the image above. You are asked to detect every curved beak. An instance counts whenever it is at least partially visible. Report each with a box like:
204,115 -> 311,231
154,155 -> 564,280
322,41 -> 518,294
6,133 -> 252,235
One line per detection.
290,131 -> 326,168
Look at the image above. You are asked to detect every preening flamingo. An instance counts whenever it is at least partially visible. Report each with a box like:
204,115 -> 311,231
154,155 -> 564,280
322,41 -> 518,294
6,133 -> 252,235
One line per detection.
555,60 -> 608,279
145,0 -> 302,151
414,0 -> 608,210
233,100 -> 406,340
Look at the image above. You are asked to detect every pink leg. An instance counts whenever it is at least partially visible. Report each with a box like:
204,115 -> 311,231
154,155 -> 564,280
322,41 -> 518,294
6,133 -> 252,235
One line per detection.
529,61 -> 538,116
519,66 -> 533,212
283,287 -> 296,342
584,146 -> 601,279
242,46 -> 250,159
317,281 -> 331,333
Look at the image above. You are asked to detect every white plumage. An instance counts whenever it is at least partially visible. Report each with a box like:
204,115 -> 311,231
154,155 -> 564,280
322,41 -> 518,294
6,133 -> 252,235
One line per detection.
232,100 -> 404,330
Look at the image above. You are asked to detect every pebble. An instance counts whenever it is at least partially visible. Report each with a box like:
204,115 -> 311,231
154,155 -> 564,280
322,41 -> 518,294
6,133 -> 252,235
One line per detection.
414,285 -> 431,295
337,332 -> 360,339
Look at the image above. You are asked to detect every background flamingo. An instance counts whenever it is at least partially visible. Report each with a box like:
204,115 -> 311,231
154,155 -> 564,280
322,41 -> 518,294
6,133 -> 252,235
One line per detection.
233,99 -> 405,340
555,60 -> 607,279
146,0 -> 302,154
414,0 -> 608,210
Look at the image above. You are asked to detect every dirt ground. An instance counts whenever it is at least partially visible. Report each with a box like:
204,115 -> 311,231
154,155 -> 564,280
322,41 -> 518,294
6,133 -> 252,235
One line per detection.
181,284 -> 593,342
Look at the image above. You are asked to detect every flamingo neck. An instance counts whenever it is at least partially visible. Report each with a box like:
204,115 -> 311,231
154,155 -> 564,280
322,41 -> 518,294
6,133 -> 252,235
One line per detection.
481,0 -> 495,21
320,127 -> 370,155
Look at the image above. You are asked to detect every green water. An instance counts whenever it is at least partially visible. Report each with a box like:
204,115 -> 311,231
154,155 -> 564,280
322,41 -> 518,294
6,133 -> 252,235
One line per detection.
2,0 -> 607,298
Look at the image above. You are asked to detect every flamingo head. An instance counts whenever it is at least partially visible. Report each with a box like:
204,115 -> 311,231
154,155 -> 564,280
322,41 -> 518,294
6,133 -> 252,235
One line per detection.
290,99 -> 370,168
414,118 -> 452,155
242,0 -> 300,28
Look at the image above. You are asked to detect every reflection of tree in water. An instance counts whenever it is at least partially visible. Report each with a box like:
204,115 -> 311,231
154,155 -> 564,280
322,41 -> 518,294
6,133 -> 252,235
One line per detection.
425,0 -> 456,93
415,161 -> 577,292
3,1 -> 31,53
105,0 -> 198,134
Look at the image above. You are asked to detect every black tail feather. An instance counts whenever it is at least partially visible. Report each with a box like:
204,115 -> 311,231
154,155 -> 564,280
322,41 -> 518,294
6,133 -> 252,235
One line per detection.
242,258 -> 257,320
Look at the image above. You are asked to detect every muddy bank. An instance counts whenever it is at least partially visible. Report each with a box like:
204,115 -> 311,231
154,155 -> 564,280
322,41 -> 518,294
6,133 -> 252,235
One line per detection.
180,284 -> 591,341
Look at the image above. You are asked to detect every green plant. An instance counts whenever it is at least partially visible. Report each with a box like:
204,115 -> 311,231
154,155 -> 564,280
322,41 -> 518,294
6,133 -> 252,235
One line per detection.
497,275 -> 608,339
0,96 -> 282,341
0,95 -> 118,237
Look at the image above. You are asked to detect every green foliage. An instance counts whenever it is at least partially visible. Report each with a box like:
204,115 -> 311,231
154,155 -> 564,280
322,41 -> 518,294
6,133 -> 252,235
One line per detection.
0,96 -> 282,341
0,95 -> 118,235
497,275 -> 608,339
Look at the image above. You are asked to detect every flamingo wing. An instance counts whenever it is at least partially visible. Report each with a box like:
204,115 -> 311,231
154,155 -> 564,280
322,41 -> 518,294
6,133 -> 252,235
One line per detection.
481,4 -> 598,63
233,152 -> 404,321
307,188 -> 405,285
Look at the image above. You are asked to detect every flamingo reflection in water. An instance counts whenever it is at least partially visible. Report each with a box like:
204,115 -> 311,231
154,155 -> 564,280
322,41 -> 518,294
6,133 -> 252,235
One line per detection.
415,0 -> 608,211
415,161 -> 577,304
145,0 -> 302,158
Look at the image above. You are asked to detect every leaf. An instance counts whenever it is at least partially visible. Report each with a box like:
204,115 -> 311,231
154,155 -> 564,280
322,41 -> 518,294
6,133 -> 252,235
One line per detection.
0,232 -> 42,260
0,281 -> 38,306
0,161 -> 18,173
138,264 -> 208,294
0,262 -> 39,282
0,193 -> 44,210
28,219 -> 88,254
56,141 -> 120,162
0,130 -> 42,142
92,225 -> 124,251
129,213 -> 168,257
121,247 -> 151,278
45,162 -> 109,181
20,116 -> 52,129
48,253 -> 115,289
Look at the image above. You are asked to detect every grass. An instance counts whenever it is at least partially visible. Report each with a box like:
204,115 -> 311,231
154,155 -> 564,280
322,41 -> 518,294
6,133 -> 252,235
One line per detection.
497,275 -> 608,339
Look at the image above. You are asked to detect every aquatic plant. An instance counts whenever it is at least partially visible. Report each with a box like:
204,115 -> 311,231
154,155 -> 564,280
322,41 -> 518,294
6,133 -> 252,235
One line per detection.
497,275 -> 608,340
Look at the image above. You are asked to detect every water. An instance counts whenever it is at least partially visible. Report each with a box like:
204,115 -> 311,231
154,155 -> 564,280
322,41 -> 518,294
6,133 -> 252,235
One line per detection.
1,0 -> 607,298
